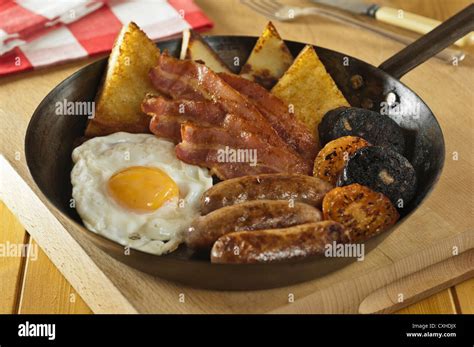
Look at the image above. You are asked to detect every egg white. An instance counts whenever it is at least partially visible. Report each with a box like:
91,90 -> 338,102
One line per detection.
71,132 -> 212,255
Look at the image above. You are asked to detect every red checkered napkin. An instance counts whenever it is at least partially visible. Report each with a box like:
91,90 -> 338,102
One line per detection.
0,0 -> 107,56
0,0 -> 213,76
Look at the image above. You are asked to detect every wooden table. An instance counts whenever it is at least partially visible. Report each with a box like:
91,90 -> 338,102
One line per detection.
0,0 -> 473,314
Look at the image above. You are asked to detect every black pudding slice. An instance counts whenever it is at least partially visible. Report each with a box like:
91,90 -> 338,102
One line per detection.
318,106 -> 349,145
338,146 -> 417,207
318,107 -> 405,154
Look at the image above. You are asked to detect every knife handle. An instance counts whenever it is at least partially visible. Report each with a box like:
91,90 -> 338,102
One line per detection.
374,6 -> 474,47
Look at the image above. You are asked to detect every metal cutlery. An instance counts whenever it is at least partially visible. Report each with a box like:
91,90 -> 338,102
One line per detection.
241,0 -> 466,64
312,0 -> 474,47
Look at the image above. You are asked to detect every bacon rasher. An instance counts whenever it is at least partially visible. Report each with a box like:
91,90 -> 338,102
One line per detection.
147,53 -> 313,178
142,95 -> 298,153
175,115 -> 311,179
218,72 -> 318,161
148,53 -> 295,150
142,95 -> 225,142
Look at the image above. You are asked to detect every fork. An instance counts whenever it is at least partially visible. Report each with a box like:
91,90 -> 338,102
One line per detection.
241,0 -> 465,64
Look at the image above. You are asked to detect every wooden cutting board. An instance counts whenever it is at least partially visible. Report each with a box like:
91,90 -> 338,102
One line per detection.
0,0 -> 473,313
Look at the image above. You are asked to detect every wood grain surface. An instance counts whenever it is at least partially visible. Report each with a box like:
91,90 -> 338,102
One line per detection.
18,239 -> 92,314
0,0 -> 473,314
0,201 -> 28,313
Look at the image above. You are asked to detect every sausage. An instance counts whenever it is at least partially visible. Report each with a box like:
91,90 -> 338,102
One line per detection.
200,173 -> 333,215
186,200 -> 322,250
210,221 -> 347,264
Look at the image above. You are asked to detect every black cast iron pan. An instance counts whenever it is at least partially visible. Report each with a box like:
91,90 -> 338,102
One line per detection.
25,5 -> 474,290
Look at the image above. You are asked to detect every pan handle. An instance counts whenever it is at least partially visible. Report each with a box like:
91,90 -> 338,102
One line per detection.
379,4 -> 474,79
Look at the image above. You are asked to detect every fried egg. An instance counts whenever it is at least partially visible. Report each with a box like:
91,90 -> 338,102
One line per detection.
71,132 -> 212,255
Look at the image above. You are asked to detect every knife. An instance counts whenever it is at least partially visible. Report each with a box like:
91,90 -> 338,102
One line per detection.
311,0 -> 473,47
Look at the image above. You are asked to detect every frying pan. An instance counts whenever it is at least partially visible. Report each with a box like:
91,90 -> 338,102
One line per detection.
25,5 -> 474,290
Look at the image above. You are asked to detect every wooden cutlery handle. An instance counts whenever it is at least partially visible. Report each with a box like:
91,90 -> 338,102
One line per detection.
375,6 -> 474,47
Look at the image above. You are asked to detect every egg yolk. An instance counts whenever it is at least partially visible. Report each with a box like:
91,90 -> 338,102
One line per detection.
107,166 -> 179,213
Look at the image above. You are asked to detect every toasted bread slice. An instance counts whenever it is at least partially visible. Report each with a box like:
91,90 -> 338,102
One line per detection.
85,22 -> 159,137
271,45 -> 349,146
180,29 -> 231,73
240,22 -> 293,89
